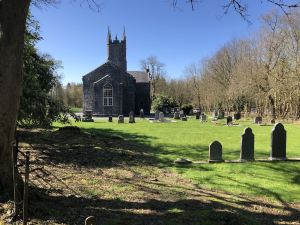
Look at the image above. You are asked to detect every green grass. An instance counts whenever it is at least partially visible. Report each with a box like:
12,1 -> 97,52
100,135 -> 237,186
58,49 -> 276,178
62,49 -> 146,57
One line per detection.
70,107 -> 83,113
54,117 -> 300,203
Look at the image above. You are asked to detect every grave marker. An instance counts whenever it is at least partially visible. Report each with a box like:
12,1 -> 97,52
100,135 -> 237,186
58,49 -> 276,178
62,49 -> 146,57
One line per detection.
270,123 -> 286,160
240,127 -> 254,161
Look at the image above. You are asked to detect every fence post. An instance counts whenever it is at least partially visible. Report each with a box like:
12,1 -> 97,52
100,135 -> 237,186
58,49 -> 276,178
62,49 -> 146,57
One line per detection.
23,151 -> 30,225
12,134 -> 19,219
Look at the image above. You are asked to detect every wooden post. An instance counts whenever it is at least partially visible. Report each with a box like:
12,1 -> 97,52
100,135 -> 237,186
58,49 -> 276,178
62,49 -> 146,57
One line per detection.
23,151 -> 30,225
12,133 -> 19,219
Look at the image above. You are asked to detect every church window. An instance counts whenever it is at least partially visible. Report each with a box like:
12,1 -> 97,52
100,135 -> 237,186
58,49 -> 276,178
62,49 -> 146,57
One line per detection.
103,83 -> 113,106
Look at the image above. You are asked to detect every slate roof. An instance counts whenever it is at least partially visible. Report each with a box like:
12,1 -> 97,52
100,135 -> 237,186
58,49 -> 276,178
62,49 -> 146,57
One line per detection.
128,71 -> 150,83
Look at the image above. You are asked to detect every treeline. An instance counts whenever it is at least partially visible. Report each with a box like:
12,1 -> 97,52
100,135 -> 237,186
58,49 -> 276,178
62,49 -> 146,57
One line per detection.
53,83 -> 83,109
153,10 -> 300,119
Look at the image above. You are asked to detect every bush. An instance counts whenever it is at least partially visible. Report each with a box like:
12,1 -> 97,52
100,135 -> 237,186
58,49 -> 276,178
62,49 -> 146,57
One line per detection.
182,104 -> 193,115
151,95 -> 177,113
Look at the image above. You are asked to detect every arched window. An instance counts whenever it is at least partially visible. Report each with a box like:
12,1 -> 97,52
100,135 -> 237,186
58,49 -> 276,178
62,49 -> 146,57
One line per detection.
103,83 -> 113,106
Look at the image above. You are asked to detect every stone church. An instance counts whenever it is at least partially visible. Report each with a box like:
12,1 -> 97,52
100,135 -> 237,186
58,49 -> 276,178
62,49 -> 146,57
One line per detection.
82,28 -> 151,116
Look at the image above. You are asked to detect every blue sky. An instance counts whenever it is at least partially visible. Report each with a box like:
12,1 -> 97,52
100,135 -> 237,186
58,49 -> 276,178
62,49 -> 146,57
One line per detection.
31,0 -> 277,85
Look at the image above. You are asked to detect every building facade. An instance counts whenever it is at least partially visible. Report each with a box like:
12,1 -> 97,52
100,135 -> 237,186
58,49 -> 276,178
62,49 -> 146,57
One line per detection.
82,28 -> 151,116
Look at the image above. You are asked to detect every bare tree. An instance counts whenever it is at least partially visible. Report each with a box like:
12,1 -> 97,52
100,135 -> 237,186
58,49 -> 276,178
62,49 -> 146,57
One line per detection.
140,56 -> 166,101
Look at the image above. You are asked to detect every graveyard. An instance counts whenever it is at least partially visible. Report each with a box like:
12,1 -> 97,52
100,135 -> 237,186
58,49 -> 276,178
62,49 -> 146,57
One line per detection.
1,116 -> 298,224
3,1 -> 300,225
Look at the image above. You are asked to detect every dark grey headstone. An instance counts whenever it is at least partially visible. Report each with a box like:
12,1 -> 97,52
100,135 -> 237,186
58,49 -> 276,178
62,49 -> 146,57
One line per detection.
85,216 -> 96,225
234,112 -> 241,120
129,111 -> 135,123
174,112 -> 180,119
200,114 -> 207,122
227,116 -> 233,125
108,116 -> 113,122
118,115 -> 124,123
209,141 -> 223,162
240,127 -> 254,161
270,123 -> 286,160
140,109 -> 144,118
155,110 -> 160,120
270,119 -> 275,124
82,110 -> 94,122
254,116 -> 262,124
195,112 -> 200,120
218,110 -> 224,119
181,116 -> 187,121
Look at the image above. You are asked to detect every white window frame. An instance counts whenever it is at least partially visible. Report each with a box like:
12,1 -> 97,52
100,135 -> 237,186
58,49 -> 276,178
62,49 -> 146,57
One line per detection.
103,83 -> 113,106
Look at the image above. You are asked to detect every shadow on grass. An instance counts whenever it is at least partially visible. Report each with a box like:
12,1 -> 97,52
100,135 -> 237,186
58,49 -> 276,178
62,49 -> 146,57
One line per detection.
28,185 -> 300,225
18,127 -> 300,225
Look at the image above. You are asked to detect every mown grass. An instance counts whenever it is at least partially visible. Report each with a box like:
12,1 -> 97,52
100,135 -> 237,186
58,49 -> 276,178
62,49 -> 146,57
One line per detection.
54,117 -> 300,203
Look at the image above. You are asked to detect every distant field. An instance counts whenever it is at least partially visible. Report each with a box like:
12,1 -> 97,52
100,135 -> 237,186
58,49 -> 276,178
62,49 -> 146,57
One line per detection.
55,117 -> 300,202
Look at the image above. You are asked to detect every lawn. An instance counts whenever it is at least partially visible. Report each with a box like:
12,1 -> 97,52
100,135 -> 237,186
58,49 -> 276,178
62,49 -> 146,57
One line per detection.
1,117 -> 299,224
56,117 -> 300,203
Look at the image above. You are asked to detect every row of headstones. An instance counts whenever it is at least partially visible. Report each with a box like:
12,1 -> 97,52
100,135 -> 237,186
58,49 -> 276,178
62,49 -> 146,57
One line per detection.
107,111 -> 136,123
209,123 -> 287,162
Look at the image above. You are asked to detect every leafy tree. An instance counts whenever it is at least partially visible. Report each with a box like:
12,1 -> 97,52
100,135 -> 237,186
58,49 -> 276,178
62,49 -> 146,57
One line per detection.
151,95 -> 177,113
18,15 -> 68,127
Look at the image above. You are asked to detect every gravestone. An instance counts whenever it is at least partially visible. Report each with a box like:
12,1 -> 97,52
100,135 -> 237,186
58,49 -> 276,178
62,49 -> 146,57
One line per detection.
209,141 -> 223,162
179,110 -> 185,119
129,111 -> 135,123
174,112 -> 180,119
155,110 -> 160,120
195,112 -> 200,120
85,216 -> 96,225
82,110 -> 94,122
212,110 -> 218,119
240,127 -> 254,161
140,109 -> 144,118
200,114 -> 207,122
254,116 -> 262,124
270,123 -> 286,160
108,116 -> 113,122
218,110 -> 225,119
270,119 -> 275,124
118,115 -> 124,123
227,116 -> 233,125
159,112 -> 165,122
181,116 -> 187,121
234,112 -> 241,120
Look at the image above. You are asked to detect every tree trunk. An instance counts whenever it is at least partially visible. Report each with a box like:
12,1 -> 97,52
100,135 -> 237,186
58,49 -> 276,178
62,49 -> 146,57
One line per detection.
0,0 -> 31,197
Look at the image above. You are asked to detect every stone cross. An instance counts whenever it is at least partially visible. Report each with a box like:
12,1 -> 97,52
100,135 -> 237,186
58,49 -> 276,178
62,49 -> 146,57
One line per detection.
209,141 -> 223,162
240,127 -> 254,161
227,116 -> 233,125
155,110 -> 160,120
85,216 -> 96,225
118,115 -> 124,123
270,123 -> 286,160
140,109 -> 144,118
129,111 -> 135,123
108,116 -> 113,122
159,112 -> 164,122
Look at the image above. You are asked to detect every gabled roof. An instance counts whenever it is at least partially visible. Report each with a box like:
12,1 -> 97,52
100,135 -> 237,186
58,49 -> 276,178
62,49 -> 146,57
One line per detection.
128,71 -> 150,83
82,61 -> 127,79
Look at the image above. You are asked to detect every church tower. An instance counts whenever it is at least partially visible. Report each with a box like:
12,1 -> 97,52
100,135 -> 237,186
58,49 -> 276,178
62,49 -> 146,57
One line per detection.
107,27 -> 127,71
